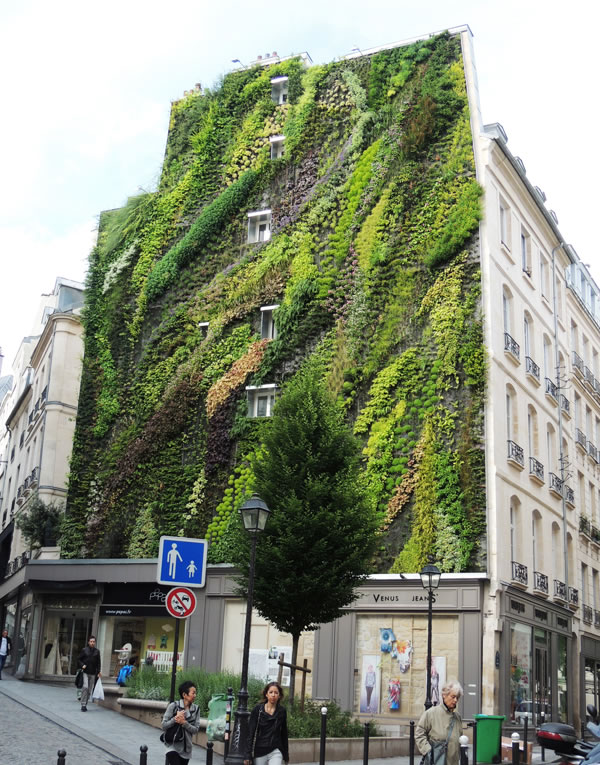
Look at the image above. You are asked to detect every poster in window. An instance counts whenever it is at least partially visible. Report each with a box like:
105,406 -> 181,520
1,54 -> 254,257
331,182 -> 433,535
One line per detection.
431,656 -> 446,706
360,654 -> 380,714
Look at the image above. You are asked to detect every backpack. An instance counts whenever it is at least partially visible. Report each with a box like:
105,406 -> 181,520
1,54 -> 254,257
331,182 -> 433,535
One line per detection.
117,664 -> 133,686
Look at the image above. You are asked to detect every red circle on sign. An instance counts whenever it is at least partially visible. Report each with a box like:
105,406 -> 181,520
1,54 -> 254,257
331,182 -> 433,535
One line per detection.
166,587 -> 197,619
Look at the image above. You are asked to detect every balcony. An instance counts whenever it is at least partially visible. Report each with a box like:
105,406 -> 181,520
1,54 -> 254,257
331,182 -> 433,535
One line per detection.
595,610 -> 600,629
592,525 -> 600,545
584,604 -> 594,624
589,442 -> 599,463
581,515 -> 592,536
30,466 -> 39,487
560,394 -> 571,418
525,356 -> 540,382
16,486 -> 24,507
545,377 -> 558,403
585,366 -> 595,389
554,579 -> 567,602
507,440 -> 525,468
573,351 -> 585,377
594,377 -> 600,400
511,561 -> 528,587
504,332 -> 520,363
529,457 -> 544,484
41,386 -> 48,402
549,472 -> 563,497
533,571 -> 549,595
3,551 -> 30,581
569,587 -> 579,609
576,428 -> 588,452
564,485 -> 575,507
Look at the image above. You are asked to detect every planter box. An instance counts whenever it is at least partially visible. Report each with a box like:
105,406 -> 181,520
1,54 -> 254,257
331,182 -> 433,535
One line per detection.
100,686 -> 407,761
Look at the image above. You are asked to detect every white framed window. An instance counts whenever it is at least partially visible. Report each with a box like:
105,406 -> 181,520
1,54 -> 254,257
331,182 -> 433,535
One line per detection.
520,227 -> 531,275
270,135 -> 285,160
198,321 -> 209,339
499,197 -> 511,249
246,384 -> 278,418
271,76 -> 289,105
247,210 -> 272,243
260,305 -> 279,340
540,253 -> 550,297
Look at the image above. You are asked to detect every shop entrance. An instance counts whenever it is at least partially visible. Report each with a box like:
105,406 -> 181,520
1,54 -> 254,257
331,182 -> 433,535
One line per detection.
40,612 -> 93,676
534,628 -> 551,724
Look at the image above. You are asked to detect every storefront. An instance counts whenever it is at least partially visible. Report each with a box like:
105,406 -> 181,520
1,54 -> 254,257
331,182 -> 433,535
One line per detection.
582,635 -> 600,720
499,586 -> 572,726
312,574 -> 485,721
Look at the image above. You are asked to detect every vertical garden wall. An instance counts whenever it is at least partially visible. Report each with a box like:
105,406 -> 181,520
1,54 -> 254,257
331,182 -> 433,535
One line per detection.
62,31 -> 486,573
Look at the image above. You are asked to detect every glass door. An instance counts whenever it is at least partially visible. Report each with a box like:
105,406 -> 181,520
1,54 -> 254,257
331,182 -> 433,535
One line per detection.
534,628 -> 551,724
40,612 -> 93,675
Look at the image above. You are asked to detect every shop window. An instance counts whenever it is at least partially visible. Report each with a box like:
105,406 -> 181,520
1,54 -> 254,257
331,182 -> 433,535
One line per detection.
246,384 -> 278,418
260,305 -> 279,340
270,135 -> 285,159
40,613 -> 92,676
247,210 -> 271,243
510,622 -> 532,723
271,76 -> 289,104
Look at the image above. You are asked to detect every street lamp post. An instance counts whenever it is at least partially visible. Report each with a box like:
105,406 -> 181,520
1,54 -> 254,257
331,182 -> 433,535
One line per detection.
420,562 -> 441,710
225,494 -> 272,765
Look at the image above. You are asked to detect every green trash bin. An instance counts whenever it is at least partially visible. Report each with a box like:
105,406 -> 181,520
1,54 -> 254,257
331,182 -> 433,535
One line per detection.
473,714 -> 506,763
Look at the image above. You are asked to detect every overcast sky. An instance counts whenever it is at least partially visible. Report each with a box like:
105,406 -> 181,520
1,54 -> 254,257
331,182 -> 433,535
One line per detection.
1,0 -> 597,376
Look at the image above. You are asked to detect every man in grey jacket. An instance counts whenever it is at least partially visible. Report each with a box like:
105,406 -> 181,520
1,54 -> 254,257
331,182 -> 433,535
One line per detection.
77,635 -> 101,712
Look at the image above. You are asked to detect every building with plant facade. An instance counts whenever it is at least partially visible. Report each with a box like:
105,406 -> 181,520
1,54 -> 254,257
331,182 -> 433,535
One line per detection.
3,24 -> 600,729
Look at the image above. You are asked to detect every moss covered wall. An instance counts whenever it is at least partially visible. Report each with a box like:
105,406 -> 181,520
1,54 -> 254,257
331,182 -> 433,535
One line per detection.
63,32 -> 486,573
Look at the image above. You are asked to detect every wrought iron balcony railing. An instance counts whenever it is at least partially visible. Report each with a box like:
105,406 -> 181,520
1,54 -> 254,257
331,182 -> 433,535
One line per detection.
581,515 -> 592,535
569,587 -> 579,608
504,332 -> 520,361
573,351 -> 585,376
534,571 -> 549,594
564,485 -> 575,506
545,377 -> 558,400
512,561 -> 528,586
507,440 -> 525,467
549,472 -> 563,496
577,428 -> 588,451
554,579 -> 567,600
529,457 -> 544,482
560,394 -> 571,416
584,604 -> 593,623
525,356 -> 540,380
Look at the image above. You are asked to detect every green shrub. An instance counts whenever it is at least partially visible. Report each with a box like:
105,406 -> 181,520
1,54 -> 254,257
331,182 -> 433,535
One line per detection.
287,699 -> 379,738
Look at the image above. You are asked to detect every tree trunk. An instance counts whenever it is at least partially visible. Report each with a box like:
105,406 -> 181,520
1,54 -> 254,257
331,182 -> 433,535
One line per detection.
289,633 -> 300,706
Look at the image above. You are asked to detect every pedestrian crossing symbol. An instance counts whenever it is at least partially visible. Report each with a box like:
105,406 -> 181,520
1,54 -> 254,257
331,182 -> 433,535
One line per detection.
157,536 -> 207,588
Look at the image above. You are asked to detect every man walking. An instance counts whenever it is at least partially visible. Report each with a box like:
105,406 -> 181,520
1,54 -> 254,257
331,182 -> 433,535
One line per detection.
0,629 -> 12,679
77,635 -> 101,711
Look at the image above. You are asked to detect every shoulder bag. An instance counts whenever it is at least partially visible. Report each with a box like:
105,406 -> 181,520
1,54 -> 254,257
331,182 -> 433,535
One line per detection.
160,702 -> 185,745
420,714 -> 456,765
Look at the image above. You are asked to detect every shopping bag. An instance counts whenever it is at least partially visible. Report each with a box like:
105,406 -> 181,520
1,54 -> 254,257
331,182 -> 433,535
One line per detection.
92,677 -> 105,701
207,694 -> 227,741
74,668 -> 84,688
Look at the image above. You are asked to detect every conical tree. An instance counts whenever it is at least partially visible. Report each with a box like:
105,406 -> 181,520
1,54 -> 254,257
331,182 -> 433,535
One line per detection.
235,365 -> 379,701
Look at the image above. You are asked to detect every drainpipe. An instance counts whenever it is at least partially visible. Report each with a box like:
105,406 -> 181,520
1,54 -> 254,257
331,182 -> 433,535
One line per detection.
551,243 -> 569,597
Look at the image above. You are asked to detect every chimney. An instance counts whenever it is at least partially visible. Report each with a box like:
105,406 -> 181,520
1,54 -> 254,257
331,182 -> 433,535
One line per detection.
257,55 -> 262,60
272,51 -> 278,57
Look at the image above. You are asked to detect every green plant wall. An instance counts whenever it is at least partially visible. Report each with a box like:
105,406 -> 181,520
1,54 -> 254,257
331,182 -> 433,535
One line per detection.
63,32 -> 486,573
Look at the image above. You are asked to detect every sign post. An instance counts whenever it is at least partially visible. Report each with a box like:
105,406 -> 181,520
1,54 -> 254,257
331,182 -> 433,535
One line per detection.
164,586 -> 197,702
156,537 -> 206,702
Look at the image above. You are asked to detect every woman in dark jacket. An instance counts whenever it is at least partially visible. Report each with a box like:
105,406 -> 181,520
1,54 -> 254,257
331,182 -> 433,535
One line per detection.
244,681 -> 289,765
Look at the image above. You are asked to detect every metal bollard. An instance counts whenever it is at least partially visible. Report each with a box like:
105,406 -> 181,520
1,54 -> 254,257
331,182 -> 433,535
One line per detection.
409,720 -> 415,765
523,718 -> 528,764
139,744 -> 148,765
512,731 -> 520,765
468,719 -> 477,765
363,722 -> 370,765
319,706 -> 328,765
57,750 -> 67,765
207,740 -> 214,765
459,734 -> 469,765
224,686 -> 234,758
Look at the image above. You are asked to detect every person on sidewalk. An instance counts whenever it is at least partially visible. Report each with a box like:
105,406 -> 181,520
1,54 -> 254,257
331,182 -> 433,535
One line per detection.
415,680 -> 463,765
77,635 -> 101,711
161,680 -> 201,764
244,681 -> 289,765
0,628 -> 12,679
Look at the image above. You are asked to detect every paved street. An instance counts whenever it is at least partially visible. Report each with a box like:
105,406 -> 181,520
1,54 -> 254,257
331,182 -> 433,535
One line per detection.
0,673 -> 202,765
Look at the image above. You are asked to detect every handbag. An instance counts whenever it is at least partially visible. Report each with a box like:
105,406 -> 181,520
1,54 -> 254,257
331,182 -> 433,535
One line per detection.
420,715 -> 456,765
161,702 -> 185,745
74,669 -> 84,689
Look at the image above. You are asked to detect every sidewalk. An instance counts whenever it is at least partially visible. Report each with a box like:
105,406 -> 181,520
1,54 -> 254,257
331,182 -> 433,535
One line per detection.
0,673 -> 210,765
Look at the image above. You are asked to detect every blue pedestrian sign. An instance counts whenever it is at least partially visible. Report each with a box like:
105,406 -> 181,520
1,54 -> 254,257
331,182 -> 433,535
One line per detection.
157,536 -> 207,588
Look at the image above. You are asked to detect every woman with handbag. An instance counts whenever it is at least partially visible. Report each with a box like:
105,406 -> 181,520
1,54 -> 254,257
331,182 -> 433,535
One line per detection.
415,681 -> 463,765
244,681 -> 289,765
161,680 -> 200,764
